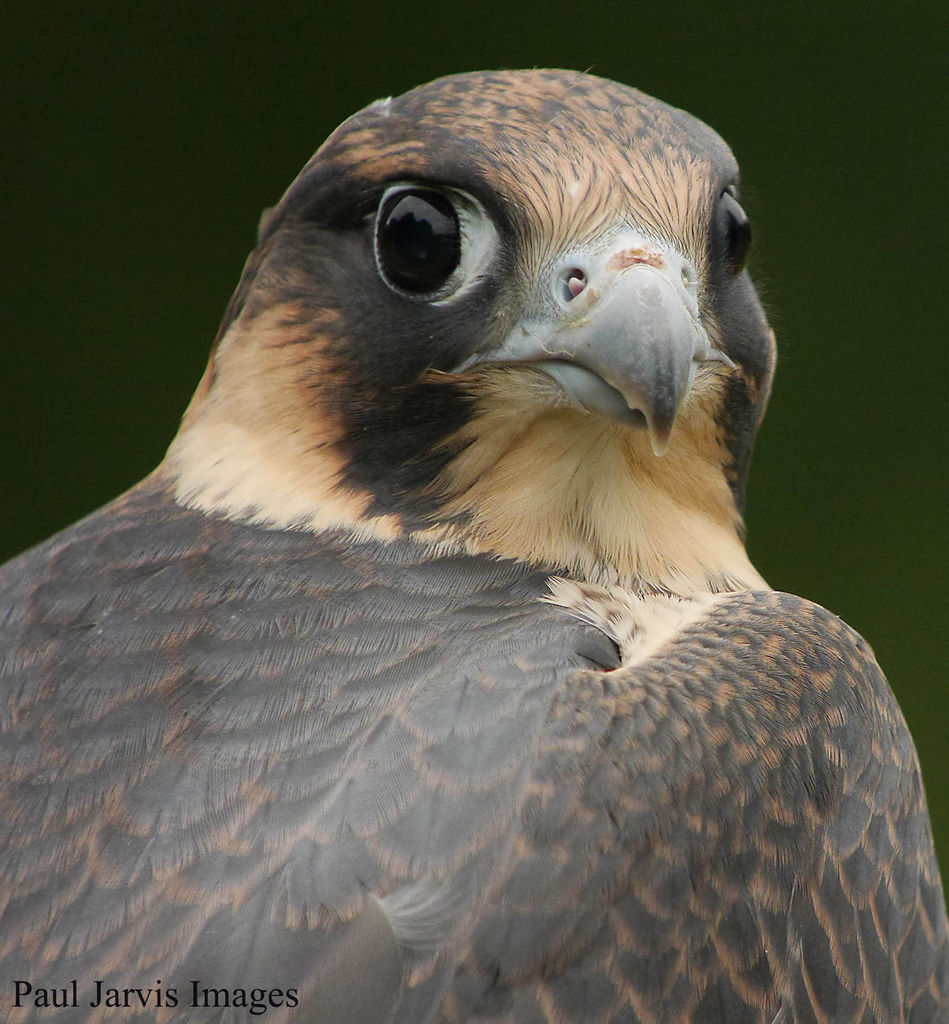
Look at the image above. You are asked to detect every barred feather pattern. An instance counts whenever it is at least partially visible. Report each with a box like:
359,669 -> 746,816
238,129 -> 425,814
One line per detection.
0,478 -> 946,1022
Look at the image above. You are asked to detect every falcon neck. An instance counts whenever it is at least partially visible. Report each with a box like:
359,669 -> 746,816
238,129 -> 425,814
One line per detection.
164,348 -> 765,596
426,375 -> 767,596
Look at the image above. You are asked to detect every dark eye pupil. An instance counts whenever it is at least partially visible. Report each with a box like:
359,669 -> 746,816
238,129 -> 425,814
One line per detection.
377,189 -> 461,293
718,191 -> 751,274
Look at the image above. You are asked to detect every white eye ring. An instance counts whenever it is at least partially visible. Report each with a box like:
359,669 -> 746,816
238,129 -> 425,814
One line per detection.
373,183 -> 499,303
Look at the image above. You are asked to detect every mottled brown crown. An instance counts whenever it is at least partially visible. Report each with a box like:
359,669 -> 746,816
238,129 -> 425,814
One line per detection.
313,70 -> 732,263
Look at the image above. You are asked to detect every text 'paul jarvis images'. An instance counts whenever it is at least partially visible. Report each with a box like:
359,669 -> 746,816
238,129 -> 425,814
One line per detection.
12,979 -> 300,1015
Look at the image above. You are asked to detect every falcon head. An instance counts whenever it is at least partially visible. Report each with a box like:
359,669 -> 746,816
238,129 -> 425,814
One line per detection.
166,70 -> 776,592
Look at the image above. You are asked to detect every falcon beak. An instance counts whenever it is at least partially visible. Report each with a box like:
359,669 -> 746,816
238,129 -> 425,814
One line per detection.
457,233 -> 732,456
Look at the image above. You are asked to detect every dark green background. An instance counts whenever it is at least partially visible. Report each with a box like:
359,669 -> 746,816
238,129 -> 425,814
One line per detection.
4,6 -> 947,870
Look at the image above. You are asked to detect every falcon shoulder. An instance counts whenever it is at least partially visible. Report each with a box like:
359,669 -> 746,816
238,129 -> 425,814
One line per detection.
460,584 -> 949,1021
0,476 -> 617,1022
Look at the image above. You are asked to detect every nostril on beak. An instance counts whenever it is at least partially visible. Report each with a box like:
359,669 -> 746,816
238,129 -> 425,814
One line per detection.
561,267 -> 587,302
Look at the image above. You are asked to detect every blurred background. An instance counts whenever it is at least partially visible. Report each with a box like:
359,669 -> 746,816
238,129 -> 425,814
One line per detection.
4,5 -> 947,866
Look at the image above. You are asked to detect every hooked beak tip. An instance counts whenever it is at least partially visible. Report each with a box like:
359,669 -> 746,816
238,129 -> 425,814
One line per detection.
643,412 -> 675,457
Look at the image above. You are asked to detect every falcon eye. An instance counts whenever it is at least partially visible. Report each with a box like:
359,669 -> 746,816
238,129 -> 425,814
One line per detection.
375,188 -> 462,295
716,188 -> 752,274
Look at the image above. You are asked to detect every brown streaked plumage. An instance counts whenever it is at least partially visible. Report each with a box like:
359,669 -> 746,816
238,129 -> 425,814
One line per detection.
1,69 -> 946,1023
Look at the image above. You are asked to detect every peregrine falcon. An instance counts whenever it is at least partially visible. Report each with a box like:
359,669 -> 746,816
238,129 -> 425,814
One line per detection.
1,70 -> 946,1023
